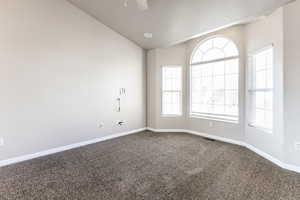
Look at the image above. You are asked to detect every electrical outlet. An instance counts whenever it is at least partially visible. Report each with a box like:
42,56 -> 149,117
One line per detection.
116,120 -> 126,126
98,122 -> 104,128
294,142 -> 300,151
0,138 -> 4,147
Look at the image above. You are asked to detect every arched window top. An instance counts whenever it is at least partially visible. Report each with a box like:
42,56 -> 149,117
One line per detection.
191,37 -> 239,64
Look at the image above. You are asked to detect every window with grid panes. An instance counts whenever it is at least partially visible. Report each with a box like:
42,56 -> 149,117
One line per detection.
162,66 -> 182,116
190,37 -> 239,121
249,47 -> 273,131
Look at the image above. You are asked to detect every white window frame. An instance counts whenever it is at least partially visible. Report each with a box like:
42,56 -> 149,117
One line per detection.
161,65 -> 183,117
189,36 -> 240,123
248,45 -> 274,133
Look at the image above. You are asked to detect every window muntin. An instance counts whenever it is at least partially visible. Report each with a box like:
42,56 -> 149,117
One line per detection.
249,47 -> 273,131
162,66 -> 182,116
190,37 -> 239,121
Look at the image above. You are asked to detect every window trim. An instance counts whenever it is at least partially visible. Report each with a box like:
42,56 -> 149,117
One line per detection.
189,113 -> 239,124
189,36 -> 240,123
161,65 -> 183,117
190,55 -> 239,66
247,45 -> 274,133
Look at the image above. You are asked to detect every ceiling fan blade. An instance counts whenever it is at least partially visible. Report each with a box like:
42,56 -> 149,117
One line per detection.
136,0 -> 148,10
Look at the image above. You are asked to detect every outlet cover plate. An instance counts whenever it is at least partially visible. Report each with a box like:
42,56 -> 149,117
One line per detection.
116,120 -> 126,126
295,142 -> 300,151
98,122 -> 104,128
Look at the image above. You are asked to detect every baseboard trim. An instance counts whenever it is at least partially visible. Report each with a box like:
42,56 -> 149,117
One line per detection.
0,128 -> 146,168
146,128 -> 186,133
245,143 -> 300,173
2,127 -> 300,174
187,130 -> 246,147
146,127 -> 246,146
147,127 -> 300,174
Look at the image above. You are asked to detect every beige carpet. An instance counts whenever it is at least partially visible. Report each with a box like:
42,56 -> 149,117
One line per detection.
0,131 -> 300,199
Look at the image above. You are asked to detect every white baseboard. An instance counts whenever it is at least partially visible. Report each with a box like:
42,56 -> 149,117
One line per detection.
187,130 -> 246,147
2,127 -> 300,174
0,128 -> 146,168
147,127 -> 300,174
245,143 -> 300,173
146,128 -> 186,133
146,127 -> 245,146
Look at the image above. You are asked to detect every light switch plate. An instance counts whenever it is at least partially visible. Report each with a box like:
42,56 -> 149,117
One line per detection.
98,122 -> 104,128
294,142 -> 300,151
0,138 -> 4,146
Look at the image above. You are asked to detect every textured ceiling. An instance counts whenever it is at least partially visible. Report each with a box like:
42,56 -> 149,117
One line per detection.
68,0 -> 292,49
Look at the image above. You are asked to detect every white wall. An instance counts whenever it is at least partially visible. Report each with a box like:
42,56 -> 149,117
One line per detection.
283,0 -> 300,166
0,0 -> 146,161
244,8 -> 284,161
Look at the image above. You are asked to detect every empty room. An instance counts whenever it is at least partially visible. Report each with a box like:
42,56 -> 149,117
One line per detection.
1,0 -> 300,199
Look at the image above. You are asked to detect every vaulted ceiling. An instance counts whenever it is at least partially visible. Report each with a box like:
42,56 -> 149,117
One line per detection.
68,0 -> 292,49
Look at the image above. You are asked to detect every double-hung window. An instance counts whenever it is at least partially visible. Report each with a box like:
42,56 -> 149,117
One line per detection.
162,66 -> 182,116
248,47 -> 274,131
190,37 -> 239,122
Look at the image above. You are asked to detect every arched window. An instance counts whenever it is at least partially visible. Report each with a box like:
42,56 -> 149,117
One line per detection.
190,37 -> 239,121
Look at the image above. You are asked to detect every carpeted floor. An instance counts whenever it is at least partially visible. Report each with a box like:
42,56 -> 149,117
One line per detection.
0,131 -> 300,200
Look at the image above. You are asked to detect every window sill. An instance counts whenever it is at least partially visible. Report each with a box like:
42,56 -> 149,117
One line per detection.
248,123 -> 273,134
189,113 -> 239,124
161,114 -> 182,118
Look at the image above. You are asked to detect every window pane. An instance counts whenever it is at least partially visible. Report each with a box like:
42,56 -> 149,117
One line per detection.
190,38 -> 239,120
192,65 -> 202,78
191,104 -> 201,113
162,67 -> 181,90
192,49 -> 203,63
191,63 -> 239,118
199,39 -> 213,52
255,109 -> 265,124
250,47 -> 274,130
163,78 -> 172,91
201,76 -> 213,90
265,91 -> 273,110
191,37 -> 238,64
225,91 -> 238,106
192,91 -> 201,104
162,66 -> 182,115
225,105 -> 238,115
192,78 -> 201,91
224,42 -> 239,57
213,37 -> 229,49
255,53 -> 267,71
213,90 -> 225,105
225,59 -> 239,75
225,75 -> 238,90
213,75 -> 225,90
202,48 -> 225,62
265,111 -> 273,125
255,70 -> 267,89
255,92 -> 265,109
201,63 -> 213,77
162,92 -> 181,115
266,69 -> 273,89
266,50 -> 273,67
214,105 -> 225,114
213,61 -> 225,75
